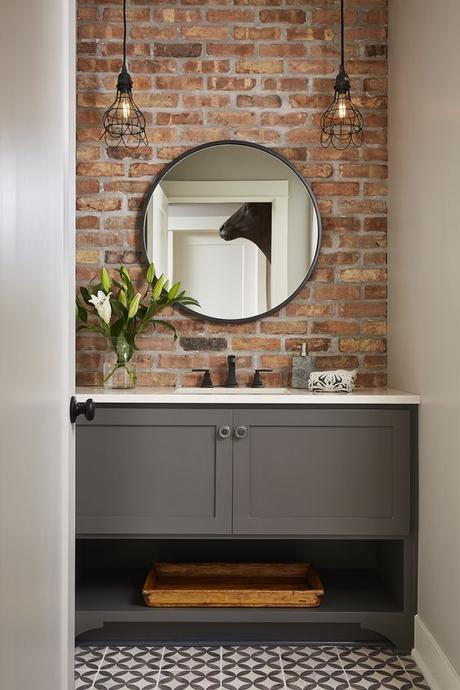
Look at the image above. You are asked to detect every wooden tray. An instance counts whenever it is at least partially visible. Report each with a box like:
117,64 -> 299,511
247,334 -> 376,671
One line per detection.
142,563 -> 325,608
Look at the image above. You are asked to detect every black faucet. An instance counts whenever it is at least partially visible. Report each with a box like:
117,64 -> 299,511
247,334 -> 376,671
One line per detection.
226,355 -> 237,388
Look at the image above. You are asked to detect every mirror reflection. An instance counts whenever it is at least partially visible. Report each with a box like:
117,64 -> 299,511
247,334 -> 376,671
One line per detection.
143,142 -> 321,322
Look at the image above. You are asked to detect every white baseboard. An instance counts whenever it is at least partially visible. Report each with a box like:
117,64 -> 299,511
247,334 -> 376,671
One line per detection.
413,615 -> 460,690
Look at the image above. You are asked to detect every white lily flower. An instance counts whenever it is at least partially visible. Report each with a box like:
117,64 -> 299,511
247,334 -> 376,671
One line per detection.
89,290 -> 112,325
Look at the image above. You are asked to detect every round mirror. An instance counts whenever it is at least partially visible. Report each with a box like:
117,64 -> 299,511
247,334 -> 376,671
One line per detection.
142,141 -> 322,323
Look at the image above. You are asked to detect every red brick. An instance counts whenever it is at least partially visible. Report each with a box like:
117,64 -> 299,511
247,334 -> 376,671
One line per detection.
341,268 -> 386,283
288,60 -> 337,74
78,24 -> 123,39
365,286 -> 387,300
260,320 -> 307,334
312,182 -> 360,196
236,60 -> 283,74
207,9 -> 254,22
156,76 -> 202,90
339,338 -> 386,353
237,94 -> 281,107
339,302 -> 386,317
285,338 -> 330,352
286,304 -> 333,317
363,355 -> 387,369
232,337 -> 280,351
154,8 -> 201,22
207,43 -> 254,57
137,372 -> 177,387
260,10 -> 306,23
154,43 -> 201,58
158,354 -> 206,369
314,355 -> 359,370
234,26 -> 281,40
260,44 -> 306,57
264,77 -> 308,91
77,162 -> 124,177
130,26 -> 176,40
208,111 -> 256,126
315,286 -> 361,301
208,77 -> 256,90
261,112 -> 307,126
296,164 -> 333,178
312,321 -> 360,335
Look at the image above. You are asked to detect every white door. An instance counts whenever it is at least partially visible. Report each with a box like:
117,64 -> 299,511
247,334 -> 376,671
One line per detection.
0,1 -> 75,689
173,230 -> 267,319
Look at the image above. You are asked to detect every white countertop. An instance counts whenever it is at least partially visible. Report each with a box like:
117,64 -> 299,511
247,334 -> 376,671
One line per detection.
75,386 -> 420,405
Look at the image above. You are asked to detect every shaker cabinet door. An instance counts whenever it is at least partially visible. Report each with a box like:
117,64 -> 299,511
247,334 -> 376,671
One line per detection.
77,408 -> 232,535
232,409 -> 411,536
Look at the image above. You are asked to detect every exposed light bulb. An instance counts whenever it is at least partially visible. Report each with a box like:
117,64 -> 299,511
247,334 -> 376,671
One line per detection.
337,96 -> 347,119
121,95 -> 131,121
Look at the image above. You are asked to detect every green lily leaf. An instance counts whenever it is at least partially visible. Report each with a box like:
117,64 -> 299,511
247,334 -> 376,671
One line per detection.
110,318 -> 125,338
80,286 -> 92,305
152,319 -> 178,340
76,301 -> 88,323
110,299 -> 128,320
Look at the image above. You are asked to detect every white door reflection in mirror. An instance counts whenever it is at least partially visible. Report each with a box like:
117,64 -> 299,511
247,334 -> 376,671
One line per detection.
142,142 -> 321,322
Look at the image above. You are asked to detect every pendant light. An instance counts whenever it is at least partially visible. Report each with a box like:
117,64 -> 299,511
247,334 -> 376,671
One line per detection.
320,0 -> 364,149
101,0 -> 148,149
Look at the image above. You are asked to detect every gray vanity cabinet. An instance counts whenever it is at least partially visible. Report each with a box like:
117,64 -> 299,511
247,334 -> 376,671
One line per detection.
232,408 -> 411,536
77,408 -> 232,535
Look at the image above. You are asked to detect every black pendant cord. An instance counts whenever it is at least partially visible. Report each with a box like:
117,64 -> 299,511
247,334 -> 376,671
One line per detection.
340,0 -> 345,71
122,0 -> 127,72
319,0 -> 364,149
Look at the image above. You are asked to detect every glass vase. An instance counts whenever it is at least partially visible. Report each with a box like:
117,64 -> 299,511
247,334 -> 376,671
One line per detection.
103,337 -> 137,389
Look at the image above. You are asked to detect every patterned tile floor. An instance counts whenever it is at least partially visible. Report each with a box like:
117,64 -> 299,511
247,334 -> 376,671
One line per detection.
75,645 -> 430,690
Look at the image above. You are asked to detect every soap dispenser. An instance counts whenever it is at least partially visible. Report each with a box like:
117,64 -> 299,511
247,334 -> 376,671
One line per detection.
291,342 -> 313,389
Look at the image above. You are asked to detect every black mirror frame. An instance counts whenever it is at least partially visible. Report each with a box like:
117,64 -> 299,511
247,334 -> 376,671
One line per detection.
140,140 -> 323,324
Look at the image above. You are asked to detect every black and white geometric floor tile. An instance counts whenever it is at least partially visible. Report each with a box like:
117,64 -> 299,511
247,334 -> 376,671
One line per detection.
75,645 -> 430,690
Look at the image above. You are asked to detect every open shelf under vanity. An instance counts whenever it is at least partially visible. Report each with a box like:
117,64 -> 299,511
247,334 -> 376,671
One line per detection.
75,537 -> 414,647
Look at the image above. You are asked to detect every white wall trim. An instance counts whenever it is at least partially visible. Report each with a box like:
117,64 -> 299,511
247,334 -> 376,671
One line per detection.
413,615 -> 460,690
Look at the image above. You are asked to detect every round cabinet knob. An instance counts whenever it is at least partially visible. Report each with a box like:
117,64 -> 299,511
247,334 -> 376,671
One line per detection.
234,425 -> 248,439
217,425 -> 231,439
69,396 -> 96,423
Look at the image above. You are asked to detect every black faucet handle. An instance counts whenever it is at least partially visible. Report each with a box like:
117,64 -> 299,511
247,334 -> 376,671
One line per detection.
192,369 -> 214,388
252,369 -> 273,388
226,354 -> 238,388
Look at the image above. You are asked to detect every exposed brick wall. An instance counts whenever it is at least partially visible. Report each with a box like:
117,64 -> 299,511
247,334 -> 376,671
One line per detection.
76,0 -> 388,388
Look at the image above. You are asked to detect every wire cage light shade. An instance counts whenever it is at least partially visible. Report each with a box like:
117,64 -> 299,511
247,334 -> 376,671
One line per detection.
320,0 -> 364,149
320,69 -> 364,150
101,0 -> 148,149
102,67 -> 148,149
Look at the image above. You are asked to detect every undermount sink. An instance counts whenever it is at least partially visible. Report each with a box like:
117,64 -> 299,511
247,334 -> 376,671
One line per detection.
174,387 -> 291,395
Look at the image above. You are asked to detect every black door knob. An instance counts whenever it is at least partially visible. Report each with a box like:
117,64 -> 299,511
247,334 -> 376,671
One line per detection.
70,396 -> 95,423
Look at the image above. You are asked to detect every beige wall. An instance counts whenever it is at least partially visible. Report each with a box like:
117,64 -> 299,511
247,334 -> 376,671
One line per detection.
388,0 -> 460,681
